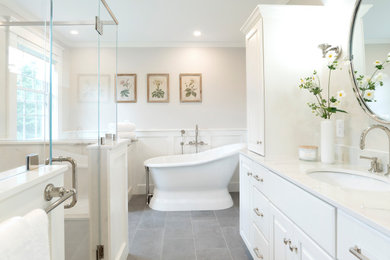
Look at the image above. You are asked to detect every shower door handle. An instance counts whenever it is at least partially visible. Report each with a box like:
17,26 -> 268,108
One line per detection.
46,156 -> 78,209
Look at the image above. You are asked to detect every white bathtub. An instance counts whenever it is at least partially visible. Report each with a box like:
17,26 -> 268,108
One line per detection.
144,143 -> 246,211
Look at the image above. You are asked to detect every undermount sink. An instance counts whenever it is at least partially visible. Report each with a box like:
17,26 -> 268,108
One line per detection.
307,169 -> 390,192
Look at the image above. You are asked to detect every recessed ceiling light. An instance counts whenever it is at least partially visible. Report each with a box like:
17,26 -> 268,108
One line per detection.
193,30 -> 202,37
70,30 -> 79,35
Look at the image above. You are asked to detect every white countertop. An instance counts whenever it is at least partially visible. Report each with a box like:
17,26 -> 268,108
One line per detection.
240,149 -> 390,237
0,165 -> 69,202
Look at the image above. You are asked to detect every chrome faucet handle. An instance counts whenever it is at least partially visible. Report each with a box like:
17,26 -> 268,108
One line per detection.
360,156 -> 383,173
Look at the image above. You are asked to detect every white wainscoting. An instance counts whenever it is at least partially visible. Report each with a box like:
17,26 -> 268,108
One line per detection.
129,128 -> 247,195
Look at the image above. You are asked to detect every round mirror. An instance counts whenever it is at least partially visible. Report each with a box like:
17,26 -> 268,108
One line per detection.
350,0 -> 390,123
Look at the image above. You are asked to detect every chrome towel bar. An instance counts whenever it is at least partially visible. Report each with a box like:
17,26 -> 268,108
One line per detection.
44,184 -> 77,214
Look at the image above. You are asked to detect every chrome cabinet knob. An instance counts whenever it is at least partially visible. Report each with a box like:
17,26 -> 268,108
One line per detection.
253,248 -> 263,259
289,244 -> 298,253
253,175 -> 264,182
283,238 -> 291,245
247,172 -> 253,177
253,208 -> 264,217
257,140 -> 262,145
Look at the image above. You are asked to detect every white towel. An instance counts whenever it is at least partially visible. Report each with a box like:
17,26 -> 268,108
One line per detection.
0,209 -> 50,260
117,122 -> 136,132
118,132 -> 137,141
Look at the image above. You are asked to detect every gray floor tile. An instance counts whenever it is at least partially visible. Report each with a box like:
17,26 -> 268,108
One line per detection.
129,195 -> 147,206
215,207 -> 239,218
230,246 -> 253,260
129,229 -> 163,259
128,192 -> 248,260
217,215 -> 239,227
192,220 -> 222,237
197,248 -> 232,260
222,227 -> 246,248
194,234 -> 227,250
165,220 -> 193,238
191,211 -> 216,221
162,238 -> 196,260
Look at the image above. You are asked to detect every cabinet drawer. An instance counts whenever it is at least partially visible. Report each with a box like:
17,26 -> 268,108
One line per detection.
252,186 -> 270,241
338,210 -> 390,260
251,223 -> 269,260
251,161 -> 269,193
265,169 -> 336,256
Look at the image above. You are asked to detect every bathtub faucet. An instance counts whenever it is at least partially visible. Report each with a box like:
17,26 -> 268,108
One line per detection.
188,124 -> 208,153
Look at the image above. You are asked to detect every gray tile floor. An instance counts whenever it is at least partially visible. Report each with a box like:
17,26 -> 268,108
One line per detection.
127,192 -> 253,260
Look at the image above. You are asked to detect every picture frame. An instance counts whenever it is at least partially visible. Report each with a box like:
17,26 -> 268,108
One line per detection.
78,74 -> 110,103
180,73 -> 202,103
115,74 -> 137,103
147,74 -> 170,103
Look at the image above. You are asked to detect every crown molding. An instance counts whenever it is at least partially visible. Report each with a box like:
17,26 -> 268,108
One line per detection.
240,5 -> 262,35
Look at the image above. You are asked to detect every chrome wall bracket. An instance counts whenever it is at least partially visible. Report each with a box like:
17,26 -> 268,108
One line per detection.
95,16 -> 103,35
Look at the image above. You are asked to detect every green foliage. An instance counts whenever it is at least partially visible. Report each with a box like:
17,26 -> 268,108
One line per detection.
298,58 -> 347,119
355,55 -> 389,103
120,89 -> 130,97
152,88 -> 165,98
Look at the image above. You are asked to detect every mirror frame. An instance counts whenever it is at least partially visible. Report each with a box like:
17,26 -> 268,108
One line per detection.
348,0 -> 390,124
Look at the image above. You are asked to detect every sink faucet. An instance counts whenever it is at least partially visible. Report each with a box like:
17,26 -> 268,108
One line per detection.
360,124 -> 390,175
188,124 -> 207,153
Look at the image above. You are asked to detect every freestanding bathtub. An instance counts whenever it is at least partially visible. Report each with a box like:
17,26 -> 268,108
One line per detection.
144,143 -> 246,211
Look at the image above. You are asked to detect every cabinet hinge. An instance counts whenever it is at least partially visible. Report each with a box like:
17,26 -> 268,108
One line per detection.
96,245 -> 104,260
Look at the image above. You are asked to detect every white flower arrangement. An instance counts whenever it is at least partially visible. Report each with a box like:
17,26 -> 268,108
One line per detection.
355,53 -> 389,103
298,52 -> 347,119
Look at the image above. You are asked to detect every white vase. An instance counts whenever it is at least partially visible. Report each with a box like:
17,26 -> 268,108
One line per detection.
321,119 -> 335,164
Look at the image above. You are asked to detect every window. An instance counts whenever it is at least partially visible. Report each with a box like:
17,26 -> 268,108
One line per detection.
8,32 -> 59,140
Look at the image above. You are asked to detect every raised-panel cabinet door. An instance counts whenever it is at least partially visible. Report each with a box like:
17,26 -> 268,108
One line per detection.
296,228 -> 333,260
245,18 -> 265,156
239,157 -> 253,247
272,207 -> 295,260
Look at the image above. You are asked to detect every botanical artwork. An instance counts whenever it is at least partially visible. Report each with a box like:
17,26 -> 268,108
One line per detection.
116,74 -> 137,103
147,74 -> 169,103
78,74 -> 110,102
180,74 -> 202,102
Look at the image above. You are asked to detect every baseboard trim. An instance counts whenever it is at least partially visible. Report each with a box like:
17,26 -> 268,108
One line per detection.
128,186 -> 133,201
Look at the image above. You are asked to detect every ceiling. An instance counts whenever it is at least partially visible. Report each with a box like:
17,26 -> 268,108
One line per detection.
1,0 -> 327,47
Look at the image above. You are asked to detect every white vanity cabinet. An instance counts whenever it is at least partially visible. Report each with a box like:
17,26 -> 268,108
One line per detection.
240,154 -> 335,260
337,211 -> 390,260
239,157 -> 254,248
240,153 -> 390,260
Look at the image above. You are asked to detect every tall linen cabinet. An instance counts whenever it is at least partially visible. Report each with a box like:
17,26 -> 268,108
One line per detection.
241,10 -> 265,156
240,5 -> 331,160
240,5 -> 337,260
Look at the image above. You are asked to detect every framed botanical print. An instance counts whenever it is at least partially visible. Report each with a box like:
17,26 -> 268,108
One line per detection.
180,73 -> 202,102
116,74 -> 137,103
78,74 -> 110,102
147,74 -> 169,103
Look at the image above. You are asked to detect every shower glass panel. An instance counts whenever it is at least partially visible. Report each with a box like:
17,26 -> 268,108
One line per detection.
0,0 -> 51,173
50,0 -> 118,258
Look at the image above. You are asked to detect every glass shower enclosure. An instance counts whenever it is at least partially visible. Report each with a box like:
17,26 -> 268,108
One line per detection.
0,0 -> 118,259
